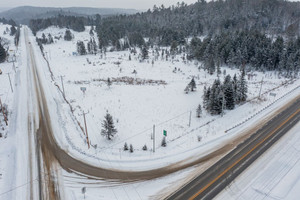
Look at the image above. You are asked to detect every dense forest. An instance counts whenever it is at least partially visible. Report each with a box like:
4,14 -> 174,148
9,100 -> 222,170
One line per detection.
28,0 -> 300,75
29,0 -> 300,40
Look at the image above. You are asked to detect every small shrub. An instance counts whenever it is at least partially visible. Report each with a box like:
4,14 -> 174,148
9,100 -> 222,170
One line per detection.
130,144 -> 134,153
142,144 -> 147,151
124,142 -> 128,151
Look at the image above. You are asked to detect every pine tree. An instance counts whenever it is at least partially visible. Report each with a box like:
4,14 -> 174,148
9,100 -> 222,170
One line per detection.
223,75 -> 235,110
196,104 -> 202,118
203,86 -> 210,108
64,29 -> 73,41
209,79 -> 222,115
130,144 -> 134,153
48,33 -> 54,44
10,25 -> 16,36
142,144 -> 148,151
232,74 -> 238,103
124,142 -> 129,151
101,112 -> 117,140
237,68 -> 248,103
76,41 -> 87,55
0,43 -> 6,63
141,46 -> 149,60
42,33 -> 47,44
189,77 -> 197,91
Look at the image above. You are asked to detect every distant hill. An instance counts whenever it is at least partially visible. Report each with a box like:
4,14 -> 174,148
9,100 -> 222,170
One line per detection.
0,6 -> 139,24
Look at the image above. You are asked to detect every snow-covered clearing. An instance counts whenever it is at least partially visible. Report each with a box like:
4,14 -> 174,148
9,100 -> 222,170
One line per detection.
35,26 -> 300,171
0,23 -> 300,200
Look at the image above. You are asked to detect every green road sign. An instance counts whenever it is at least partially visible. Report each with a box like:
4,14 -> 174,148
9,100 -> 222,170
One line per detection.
163,130 -> 167,136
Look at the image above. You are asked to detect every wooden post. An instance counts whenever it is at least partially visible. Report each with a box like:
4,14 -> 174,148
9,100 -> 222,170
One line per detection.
7,73 -> 13,93
83,111 -> 90,149
0,97 -> 8,126
60,76 -> 65,98
153,125 -> 155,153
258,78 -> 263,99
189,111 -> 192,127
12,61 -> 16,73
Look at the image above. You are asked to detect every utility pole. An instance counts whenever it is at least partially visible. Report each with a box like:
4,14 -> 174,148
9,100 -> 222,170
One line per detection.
7,73 -> 13,93
60,76 -> 65,98
80,110 -> 90,149
258,77 -> 264,99
0,97 -> 8,126
12,61 -> 16,73
153,125 -> 155,153
188,111 -> 192,127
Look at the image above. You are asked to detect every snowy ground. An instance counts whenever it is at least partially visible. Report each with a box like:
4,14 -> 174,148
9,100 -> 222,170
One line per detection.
0,24 -> 33,200
0,24 -> 299,200
216,121 -> 300,200
34,26 -> 300,171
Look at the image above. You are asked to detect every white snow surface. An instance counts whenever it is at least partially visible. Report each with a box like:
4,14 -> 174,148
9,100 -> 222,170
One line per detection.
1,24 -> 300,200
0,25 -> 35,200
34,26 -> 300,172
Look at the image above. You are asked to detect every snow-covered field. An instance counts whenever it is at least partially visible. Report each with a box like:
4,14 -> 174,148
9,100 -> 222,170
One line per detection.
0,23 -> 300,200
35,26 -> 300,170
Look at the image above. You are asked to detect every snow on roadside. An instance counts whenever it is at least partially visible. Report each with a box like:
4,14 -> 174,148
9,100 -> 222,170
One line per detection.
216,121 -> 300,200
0,24 -> 32,200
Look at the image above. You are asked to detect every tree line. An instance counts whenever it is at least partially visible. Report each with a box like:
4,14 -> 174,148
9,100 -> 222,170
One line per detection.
29,15 -> 87,35
28,0 -> 300,49
188,31 -> 300,77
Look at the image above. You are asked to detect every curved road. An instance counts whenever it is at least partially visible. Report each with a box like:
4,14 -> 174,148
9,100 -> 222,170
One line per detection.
25,27 -> 300,199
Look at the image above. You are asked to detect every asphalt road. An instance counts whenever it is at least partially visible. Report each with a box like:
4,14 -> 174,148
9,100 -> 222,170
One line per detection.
166,97 -> 300,200
24,26 -> 300,199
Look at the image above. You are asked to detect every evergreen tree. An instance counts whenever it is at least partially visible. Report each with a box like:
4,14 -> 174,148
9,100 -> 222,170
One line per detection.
188,77 -> 197,91
130,144 -> 134,153
223,75 -> 235,110
124,142 -> 129,151
64,29 -> 73,41
209,79 -> 222,115
0,43 -> 6,63
41,33 -> 47,44
76,41 -> 87,55
196,104 -> 202,118
232,74 -> 238,103
101,112 -> 117,140
237,68 -> 248,103
142,144 -> 148,151
141,46 -> 149,60
47,33 -> 54,44
10,25 -> 16,36
170,41 -> 178,55
203,86 -> 211,109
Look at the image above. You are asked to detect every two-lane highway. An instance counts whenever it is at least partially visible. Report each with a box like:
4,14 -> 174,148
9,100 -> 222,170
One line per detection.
167,96 -> 300,199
